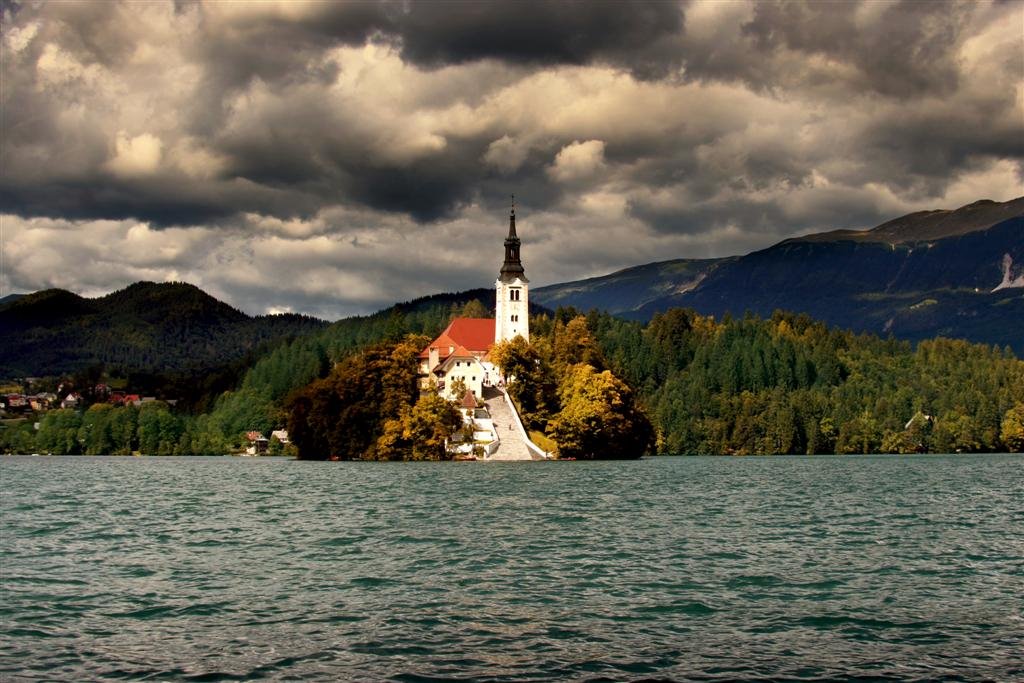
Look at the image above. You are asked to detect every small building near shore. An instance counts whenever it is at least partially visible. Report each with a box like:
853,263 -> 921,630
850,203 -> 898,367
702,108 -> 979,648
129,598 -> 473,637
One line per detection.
245,431 -> 269,455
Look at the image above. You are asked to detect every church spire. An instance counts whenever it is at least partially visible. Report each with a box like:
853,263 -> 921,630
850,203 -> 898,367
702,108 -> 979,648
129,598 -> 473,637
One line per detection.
509,194 -> 517,238
499,195 -> 525,281
495,197 -> 530,344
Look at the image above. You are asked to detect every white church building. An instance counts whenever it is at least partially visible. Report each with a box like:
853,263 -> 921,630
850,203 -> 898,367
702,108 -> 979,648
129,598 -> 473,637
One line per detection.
419,202 -> 530,399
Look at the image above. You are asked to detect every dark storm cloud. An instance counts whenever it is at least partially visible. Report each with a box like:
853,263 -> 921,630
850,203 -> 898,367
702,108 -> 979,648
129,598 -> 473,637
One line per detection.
858,102 -> 1024,191
628,189 -> 903,242
3,0 -> 1019,227
735,0 -> 969,97
184,0 -> 686,114
1,0 -> 1021,316
0,175 -> 324,227
390,0 -> 686,79
189,3 -> 385,93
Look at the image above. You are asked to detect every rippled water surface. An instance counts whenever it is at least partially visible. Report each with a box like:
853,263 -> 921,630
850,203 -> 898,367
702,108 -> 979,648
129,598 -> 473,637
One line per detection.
2,455 -> 1022,681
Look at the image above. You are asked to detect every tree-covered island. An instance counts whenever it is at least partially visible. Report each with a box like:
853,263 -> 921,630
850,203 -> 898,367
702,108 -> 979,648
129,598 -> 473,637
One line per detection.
284,313 -> 655,460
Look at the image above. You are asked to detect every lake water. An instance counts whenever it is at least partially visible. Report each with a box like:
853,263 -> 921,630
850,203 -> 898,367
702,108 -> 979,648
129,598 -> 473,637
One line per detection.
1,455 -> 1022,681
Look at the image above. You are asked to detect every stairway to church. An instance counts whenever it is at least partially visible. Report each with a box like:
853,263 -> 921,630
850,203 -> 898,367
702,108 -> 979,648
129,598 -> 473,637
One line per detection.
481,387 -> 536,461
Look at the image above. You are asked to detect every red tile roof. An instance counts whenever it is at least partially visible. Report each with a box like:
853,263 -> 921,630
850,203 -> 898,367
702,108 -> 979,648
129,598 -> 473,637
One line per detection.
447,318 -> 495,350
419,318 -> 495,359
460,389 -> 479,408
450,344 -> 474,358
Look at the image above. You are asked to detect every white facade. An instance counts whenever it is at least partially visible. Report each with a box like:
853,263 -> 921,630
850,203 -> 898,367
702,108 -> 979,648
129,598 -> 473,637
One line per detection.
439,355 -> 486,400
495,275 -> 530,343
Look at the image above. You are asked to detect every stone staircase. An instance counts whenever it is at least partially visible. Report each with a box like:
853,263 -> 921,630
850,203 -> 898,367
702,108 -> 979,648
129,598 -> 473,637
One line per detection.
481,387 -> 535,461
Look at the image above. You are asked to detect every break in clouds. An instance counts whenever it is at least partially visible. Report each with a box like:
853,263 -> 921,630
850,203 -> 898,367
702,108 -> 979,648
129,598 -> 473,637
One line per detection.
1,0 -> 1022,319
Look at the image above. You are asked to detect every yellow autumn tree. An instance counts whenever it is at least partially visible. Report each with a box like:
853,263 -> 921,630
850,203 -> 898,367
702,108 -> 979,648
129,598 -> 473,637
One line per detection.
1000,403 -> 1024,452
375,392 -> 463,461
547,363 -> 654,459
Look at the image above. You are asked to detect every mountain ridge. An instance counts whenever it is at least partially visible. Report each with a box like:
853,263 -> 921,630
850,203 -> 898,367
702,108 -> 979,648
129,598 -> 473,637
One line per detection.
535,197 -> 1024,351
0,281 -> 329,378
788,197 -> 1024,245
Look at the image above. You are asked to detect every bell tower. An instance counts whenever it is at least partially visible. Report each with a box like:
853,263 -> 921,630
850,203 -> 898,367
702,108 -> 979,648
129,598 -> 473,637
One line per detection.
495,197 -> 529,344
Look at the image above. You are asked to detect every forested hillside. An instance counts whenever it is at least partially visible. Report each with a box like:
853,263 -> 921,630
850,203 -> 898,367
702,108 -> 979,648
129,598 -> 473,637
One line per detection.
3,282 -> 1022,456
193,291 -> 499,451
582,308 -> 1024,454
0,282 -> 327,377
0,290 -> 498,455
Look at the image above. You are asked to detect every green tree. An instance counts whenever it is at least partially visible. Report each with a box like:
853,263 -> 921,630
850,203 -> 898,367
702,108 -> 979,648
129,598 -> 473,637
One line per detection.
36,409 -> 83,455
453,299 -> 491,320
491,335 -> 557,428
836,410 -> 882,454
490,336 -> 537,384
108,405 -> 138,455
78,403 -> 115,455
0,422 -> 37,454
137,402 -> 182,455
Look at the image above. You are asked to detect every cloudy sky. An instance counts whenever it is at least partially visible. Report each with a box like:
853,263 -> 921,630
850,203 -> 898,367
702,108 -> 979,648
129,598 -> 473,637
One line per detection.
1,0 -> 1022,319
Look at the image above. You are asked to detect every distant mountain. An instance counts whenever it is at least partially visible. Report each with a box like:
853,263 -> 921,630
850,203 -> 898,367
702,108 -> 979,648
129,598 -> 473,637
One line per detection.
0,281 -> 328,378
535,197 -> 1024,352
532,257 -> 731,315
792,198 -> 1024,244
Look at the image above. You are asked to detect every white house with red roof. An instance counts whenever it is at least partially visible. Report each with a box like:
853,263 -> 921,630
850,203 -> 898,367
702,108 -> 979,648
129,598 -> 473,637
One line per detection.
419,318 -> 495,398
420,203 -> 530,400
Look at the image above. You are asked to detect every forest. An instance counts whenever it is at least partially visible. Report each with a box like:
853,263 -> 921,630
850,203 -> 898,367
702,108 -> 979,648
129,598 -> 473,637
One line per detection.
284,335 -> 465,461
2,293 -> 1023,456
583,308 -> 1024,454
0,294 -> 491,455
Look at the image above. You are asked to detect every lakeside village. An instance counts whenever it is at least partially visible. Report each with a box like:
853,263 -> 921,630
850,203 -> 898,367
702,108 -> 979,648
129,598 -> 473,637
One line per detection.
1,385 -> 172,420
1,204 -> 554,460
0,380 -> 293,456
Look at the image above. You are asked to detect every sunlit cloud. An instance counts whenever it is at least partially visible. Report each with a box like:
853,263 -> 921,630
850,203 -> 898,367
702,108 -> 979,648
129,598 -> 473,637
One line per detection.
1,0 -> 1020,317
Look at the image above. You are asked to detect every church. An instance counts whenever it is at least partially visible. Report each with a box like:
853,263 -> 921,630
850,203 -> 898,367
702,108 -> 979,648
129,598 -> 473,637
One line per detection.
419,203 -> 530,399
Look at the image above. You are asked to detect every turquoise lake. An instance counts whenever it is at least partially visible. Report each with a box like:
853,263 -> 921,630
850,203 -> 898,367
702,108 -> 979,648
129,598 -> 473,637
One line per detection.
1,455 -> 1022,681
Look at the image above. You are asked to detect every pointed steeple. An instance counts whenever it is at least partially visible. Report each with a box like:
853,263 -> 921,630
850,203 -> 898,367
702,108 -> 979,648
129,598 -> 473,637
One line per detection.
495,197 -> 530,344
499,195 -> 525,281
509,194 -> 517,238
